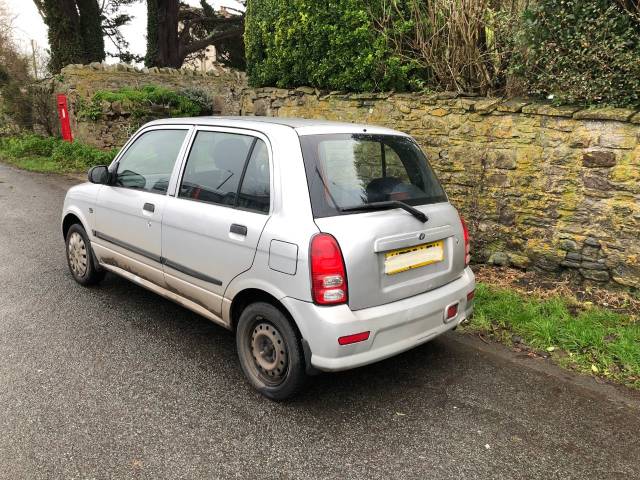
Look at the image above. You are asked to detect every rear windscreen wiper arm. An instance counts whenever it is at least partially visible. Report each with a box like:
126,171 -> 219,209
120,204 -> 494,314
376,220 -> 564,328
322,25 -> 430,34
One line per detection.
340,201 -> 428,223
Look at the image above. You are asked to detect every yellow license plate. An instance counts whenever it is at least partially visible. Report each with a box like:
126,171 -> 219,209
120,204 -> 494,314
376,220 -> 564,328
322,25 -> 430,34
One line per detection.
384,240 -> 444,275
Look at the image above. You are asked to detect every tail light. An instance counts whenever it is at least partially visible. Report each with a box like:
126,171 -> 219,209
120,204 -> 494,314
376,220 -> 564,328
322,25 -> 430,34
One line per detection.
310,233 -> 348,305
460,215 -> 470,266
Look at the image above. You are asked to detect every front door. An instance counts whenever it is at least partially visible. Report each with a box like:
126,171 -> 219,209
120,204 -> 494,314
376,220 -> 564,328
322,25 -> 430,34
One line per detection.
92,127 -> 190,286
161,128 -> 272,317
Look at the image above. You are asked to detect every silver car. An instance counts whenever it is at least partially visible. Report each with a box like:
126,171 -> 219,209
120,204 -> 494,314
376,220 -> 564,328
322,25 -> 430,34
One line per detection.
61,117 -> 475,400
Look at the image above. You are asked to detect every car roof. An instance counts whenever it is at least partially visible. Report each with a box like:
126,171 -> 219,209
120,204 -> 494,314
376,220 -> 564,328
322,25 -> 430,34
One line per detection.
144,116 -> 409,137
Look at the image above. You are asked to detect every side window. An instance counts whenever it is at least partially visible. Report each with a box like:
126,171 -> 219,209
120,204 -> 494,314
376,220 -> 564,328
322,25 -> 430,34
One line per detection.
115,129 -> 187,194
179,131 -> 254,207
238,139 -> 270,213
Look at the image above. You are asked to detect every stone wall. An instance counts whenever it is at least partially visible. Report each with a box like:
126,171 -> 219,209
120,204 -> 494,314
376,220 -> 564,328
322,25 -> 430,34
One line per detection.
241,88 -> 640,290
41,62 -> 247,149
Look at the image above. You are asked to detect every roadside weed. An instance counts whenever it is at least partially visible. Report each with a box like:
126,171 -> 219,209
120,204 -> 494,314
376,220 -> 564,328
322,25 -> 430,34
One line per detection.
464,283 -> 639,389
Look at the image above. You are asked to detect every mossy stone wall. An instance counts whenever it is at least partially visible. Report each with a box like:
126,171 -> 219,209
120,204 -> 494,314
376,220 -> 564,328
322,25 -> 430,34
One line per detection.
242,88 -> 640,289
41,63 -> 247,149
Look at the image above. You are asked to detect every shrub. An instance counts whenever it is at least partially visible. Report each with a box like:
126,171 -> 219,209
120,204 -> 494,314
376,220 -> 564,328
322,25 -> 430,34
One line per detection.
245,0 -> 415,91
50,141 -> 117,170
514,0 -> 640,107
0,134 -> 117,172
379,0 -> 523,95
0,134 -> 57,157
80,85 -> 214,120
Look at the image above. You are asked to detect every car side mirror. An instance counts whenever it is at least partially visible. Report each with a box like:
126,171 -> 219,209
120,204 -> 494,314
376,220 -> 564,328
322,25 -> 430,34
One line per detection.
88,165 -> 109,184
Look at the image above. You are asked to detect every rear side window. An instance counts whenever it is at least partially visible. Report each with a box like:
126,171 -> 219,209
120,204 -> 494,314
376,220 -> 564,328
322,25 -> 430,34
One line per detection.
115,129 -> 187,194
300,134 -> 447,218
238,139 -> 270,213
179,131 -> 270,213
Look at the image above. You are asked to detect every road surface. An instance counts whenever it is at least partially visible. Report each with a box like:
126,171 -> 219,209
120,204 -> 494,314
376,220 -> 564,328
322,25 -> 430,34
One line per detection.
0,163 -> 638,479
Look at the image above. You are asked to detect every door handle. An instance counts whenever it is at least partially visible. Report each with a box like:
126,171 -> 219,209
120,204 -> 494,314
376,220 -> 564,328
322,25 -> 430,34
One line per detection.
230,224 -> 247,236
143,203 -> 155,213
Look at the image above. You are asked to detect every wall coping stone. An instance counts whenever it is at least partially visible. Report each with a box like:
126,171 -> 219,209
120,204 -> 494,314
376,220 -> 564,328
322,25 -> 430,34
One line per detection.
522,103 -> 581,117
60,62 -> 240,79
573,107 -> 637,122
243,87 -> 640,125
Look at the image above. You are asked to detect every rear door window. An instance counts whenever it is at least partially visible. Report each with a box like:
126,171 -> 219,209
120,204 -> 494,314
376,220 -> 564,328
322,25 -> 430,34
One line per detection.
237,139 -> 270,213
179,130 -> 271,213
299,134 -> 447,218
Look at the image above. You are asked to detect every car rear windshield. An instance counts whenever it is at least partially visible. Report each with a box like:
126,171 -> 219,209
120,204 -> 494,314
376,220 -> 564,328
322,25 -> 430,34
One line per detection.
299,133 -> 448,218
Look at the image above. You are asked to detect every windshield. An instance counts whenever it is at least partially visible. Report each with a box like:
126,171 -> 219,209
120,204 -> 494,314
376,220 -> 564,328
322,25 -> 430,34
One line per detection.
299,133 -> 447,218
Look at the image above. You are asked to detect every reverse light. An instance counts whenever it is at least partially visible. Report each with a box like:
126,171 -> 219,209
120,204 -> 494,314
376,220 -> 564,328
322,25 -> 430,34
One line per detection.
338,331 -> 370,345
310,233 -> 348,305
460,215 -> 470,266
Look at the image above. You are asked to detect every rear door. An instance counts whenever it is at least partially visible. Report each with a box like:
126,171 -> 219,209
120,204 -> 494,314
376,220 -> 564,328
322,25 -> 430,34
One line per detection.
299,133 -> 466,311
161,128 -> 272,317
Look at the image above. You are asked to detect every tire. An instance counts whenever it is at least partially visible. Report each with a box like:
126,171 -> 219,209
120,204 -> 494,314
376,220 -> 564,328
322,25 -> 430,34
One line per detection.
65,223 -> 105,286
236,302 -> 307,400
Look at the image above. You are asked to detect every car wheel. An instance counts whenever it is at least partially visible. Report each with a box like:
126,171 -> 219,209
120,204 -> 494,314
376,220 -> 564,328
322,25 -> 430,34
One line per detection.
236,302 -> 307,400
65,223 -> 105,286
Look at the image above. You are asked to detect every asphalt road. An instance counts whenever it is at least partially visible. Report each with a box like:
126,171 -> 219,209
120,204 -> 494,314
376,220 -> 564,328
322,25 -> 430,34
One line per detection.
1,163 -> 639,480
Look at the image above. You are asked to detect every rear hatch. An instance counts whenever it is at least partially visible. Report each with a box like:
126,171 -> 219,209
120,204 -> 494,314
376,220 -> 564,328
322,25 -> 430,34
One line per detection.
299,132 -> 466,311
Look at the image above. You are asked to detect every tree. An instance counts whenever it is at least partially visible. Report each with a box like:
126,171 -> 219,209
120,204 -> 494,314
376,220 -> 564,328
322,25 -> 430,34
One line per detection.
0,3 -> 34,129
34,0 -> 142,71
102,0 -> 144,63
145,0 -> 244,69
33,0 -> 105,71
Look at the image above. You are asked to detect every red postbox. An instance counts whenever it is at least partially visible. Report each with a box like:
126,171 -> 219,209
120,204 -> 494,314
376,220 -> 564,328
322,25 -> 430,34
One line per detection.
56,94 -> 73,142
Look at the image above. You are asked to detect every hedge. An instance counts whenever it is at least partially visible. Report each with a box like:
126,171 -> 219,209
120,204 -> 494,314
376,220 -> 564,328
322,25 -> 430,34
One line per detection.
244,0 -> 414,92
511,0 -> 640,107
245,0 -> 640,107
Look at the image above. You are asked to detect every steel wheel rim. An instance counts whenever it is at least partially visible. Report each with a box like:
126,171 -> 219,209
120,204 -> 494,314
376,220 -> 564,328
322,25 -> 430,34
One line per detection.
249,317 -> 288,386
68,232 -> 88,277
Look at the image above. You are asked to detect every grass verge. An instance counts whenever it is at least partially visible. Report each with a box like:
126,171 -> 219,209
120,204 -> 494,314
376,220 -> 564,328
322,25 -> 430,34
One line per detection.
463,283 -> 640,390
0,134 -> 117,174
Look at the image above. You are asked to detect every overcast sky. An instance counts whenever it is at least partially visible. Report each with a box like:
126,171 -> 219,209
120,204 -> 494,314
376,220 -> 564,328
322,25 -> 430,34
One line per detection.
4,0 -> 244,62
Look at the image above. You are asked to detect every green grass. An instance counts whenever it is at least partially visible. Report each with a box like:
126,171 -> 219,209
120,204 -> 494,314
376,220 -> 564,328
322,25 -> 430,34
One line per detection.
464,283 -> 640,389
0,134 -> 117,174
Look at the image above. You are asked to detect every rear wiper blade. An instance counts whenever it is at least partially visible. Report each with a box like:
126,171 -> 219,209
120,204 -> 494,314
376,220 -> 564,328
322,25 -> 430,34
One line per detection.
340,201 -> 428,223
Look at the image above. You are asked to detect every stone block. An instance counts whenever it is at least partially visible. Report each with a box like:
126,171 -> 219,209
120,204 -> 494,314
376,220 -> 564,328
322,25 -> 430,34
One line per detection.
497,100 -> 530,113
598,133 -> 636,150
488,150 -> 517,170
574,108 -> 636,122
488,252 -> 509,266
580,269 -> 610,282
582,150 -> 616,168
295,86 -> 315,95
559,239 -> 579,251
584,237 -> 601,247
522,103 -> 580,118
583,173 -> 613,191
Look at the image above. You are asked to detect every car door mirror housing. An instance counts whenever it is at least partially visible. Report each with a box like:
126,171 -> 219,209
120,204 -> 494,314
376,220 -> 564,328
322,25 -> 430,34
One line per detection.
88,165 -> 109,184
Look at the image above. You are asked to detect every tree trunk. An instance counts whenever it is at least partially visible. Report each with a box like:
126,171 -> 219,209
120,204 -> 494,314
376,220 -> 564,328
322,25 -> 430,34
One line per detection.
76,0 -> 105,63
37,0 -> 85,71
147,0 -> 182,68
34,0 -> 105,72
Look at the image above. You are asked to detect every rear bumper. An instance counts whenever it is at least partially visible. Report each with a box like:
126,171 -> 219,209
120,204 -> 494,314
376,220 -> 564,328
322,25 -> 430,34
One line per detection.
282,267 -> 475,372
